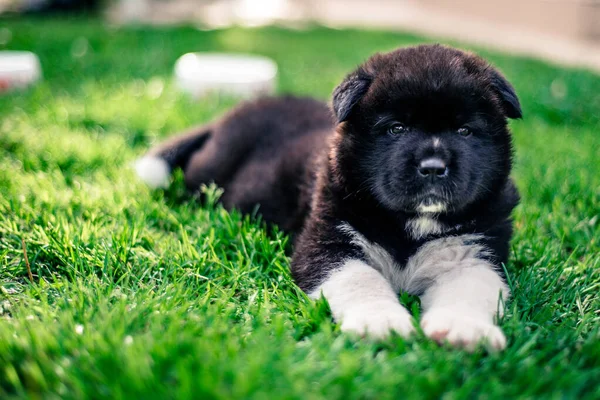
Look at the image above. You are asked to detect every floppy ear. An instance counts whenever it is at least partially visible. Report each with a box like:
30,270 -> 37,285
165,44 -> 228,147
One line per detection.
489,69 -> 522,119
332,69 -> 372,123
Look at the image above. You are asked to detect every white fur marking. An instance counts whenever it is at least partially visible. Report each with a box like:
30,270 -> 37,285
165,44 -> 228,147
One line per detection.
405,216 -> 445,239
417,202 -> 447,214
421,306 -> 507,351
333,224 -> 509,350
309,259 -> 414,338
338,223 -> 403,291
433,137 -> 441,148
402,234 -> 490,292
405,235 -> 510,351
134,156 -> 171,189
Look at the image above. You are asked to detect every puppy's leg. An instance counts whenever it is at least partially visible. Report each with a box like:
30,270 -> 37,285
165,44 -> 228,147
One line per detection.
404,235 -> 509,351
308,259 -> 415,339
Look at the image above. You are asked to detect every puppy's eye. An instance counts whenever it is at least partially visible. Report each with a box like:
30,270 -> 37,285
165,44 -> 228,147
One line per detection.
457,127 -> 472,137
388,124 -> 408,135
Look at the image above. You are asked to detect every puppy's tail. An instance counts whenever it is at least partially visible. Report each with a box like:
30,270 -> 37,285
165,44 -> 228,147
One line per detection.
135,126 -> 211,189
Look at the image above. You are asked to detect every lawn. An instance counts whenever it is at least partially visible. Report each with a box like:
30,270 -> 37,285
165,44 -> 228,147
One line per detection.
1,17 -> 599,399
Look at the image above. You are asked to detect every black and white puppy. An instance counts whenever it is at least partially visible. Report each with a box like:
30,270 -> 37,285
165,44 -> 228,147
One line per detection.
136,44 -> 521,351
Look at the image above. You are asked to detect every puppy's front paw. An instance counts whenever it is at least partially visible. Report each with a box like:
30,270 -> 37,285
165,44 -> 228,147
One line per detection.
421,309 -> 506,351
340,303 -> 415,339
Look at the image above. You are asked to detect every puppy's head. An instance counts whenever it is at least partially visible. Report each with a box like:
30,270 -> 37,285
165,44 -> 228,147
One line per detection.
330,44 -> 521,215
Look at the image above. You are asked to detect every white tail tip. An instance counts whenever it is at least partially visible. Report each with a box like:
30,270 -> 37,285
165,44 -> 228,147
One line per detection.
134,156 -> 171,189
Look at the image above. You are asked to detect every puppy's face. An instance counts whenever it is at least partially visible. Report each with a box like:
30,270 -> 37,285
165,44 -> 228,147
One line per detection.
332,45 -> 521,215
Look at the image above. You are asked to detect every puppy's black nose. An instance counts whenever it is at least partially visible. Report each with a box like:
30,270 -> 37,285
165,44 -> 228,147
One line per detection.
418,158 -> 448,178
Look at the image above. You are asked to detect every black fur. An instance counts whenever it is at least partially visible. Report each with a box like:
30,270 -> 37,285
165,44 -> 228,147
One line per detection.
332,69 -> 372,122
143,44 -> 520,295
489,69 -> 523,119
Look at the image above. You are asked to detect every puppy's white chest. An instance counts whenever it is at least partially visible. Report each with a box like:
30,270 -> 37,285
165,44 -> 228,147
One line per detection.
338,223 -> 407,291
337,223 -> 487,295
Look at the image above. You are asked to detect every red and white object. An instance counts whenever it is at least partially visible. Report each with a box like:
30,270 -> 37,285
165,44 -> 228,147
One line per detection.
174,53 -> 277,99
0,51 -> 42,92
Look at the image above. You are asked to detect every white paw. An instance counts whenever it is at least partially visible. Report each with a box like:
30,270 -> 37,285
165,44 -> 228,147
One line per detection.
421,308 -> 506,351
340,303 -> 415,339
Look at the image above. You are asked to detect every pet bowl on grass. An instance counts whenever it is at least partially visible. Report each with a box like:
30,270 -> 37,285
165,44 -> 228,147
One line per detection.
0,51 -> 42,92
174,53 -> 277,98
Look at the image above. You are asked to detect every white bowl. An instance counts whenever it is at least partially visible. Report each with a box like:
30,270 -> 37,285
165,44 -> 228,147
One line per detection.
0,51 -> 42,92
174,53 -> 277,98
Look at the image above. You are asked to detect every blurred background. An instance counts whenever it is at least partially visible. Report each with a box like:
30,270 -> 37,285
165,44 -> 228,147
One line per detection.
1,0 -> 599,71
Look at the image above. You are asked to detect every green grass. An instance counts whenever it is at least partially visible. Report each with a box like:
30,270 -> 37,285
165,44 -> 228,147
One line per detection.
1,17 -> 599,399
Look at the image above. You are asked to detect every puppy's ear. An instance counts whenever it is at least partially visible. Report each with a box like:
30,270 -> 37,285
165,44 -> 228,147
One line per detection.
489,69 -> 522,119
332,68 -> 372,123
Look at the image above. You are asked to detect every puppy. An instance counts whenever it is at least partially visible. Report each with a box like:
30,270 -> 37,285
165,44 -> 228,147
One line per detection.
136,44 -> 521,351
